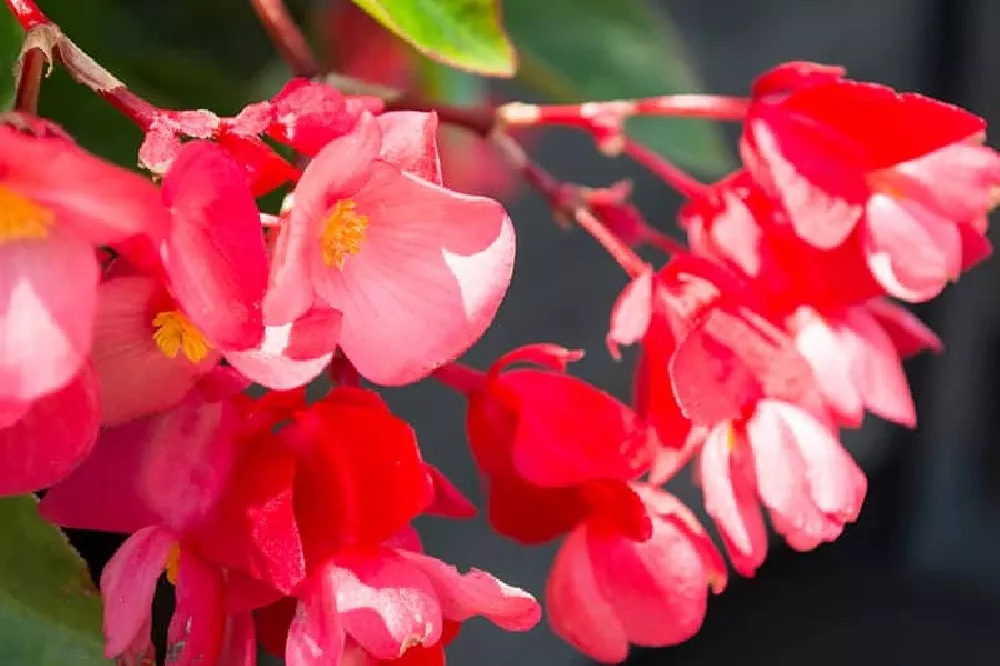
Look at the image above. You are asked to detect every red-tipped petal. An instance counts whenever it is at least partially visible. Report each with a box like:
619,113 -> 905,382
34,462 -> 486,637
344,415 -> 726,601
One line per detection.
287,566 -> 345,666
378,111 -> 443,184
161,141 -> 268,350
793,308 -> 864,427
166,551 -> 226,666
841,306 -> 917,427
318,164 -> 515,386
865,299 -> 942,358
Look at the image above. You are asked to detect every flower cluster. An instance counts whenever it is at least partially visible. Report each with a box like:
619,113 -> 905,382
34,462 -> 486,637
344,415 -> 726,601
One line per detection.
1,44 -> 996,666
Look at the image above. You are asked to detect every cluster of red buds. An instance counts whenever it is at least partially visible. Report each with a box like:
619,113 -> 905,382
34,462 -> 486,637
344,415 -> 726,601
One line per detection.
2,1 -> 999,664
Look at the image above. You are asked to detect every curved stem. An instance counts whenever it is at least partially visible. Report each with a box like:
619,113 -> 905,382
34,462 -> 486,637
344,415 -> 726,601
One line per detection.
431,362 -> 486,395
13,46 -> 44,112
248,0 -> 319,78
623,138 -> 710,201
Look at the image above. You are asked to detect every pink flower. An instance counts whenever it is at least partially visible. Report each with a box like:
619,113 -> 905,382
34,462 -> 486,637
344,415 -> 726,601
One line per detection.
547,485 -> 726,663
699,400 -> 867,576
92,140 -> 269,424
264,112 -> 516,385
0,123 -> 168,414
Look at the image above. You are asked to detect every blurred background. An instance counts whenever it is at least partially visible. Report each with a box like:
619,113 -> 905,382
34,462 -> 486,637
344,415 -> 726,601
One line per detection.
5,0 -> 1000,664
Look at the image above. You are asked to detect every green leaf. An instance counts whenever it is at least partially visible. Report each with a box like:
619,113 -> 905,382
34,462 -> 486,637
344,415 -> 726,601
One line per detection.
350,0 -> 516,77
0,10 -> 22,110
504,0 -> 734,177
0,495 -> 110,665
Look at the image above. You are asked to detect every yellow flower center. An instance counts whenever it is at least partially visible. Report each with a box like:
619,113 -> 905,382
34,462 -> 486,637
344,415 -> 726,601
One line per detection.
0,185 -> 53,244
320,199 -> 368,269
152,310 -> 211,363
164,544 -> 181,585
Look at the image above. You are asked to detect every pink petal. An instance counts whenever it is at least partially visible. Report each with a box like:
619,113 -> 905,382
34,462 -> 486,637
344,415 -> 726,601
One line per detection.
39,417 -> 160,533
588,513 -> 712,648
0,126 -> 169,246
765,401 -> 867,522
161,141 -> 268,350
607,269 -> 654,359
269,78 -> 360,156
396,550 -> 540,630
864,299 -> 942,358
218,613 -> 257,666
0,362 -> 99,495
378,112 -> 443,184
331,547 -> 442,659
0,231 -> 98,405
315,163 -> 515,385
264,116 -> 381,325
865,194 -> 961,302
889,142 -> 1000,223
698,422 -> 767,576
166,551 -> 226,666
792,307 -> 863,427
287,565 -> 345,666
101,526 -> 175,657
746,402 -> 842,550
840,306 -> 917,427
138,393 -> 238,533
91,276 -> 218,426
545,524 -> 629,664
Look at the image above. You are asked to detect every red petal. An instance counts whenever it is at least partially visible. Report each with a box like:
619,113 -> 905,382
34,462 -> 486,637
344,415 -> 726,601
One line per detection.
633,318 -> 689,451
162,141 -> 268,350
101,526 -> 174,657
166,551 -> 226,666
545,524 -> 628,663
0,363 -> 99,495
269,78 -> 359,156
864,299 -> 942,358
287,566 -> 345,666
216,131 -> 297,198
750,61 -> 846,99
487,343 -> 584,379
422,464 -> 478,519
331,547 -> 442,659
218,613 -> 257,666
486,472 -> 588,545
378,111 -> 443,184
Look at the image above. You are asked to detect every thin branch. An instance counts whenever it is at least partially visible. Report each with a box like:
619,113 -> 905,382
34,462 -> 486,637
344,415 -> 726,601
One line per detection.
13,46 -> 44,112
248,0 -> 319,78
622,138 -> 710,201
498,95 -> 750,128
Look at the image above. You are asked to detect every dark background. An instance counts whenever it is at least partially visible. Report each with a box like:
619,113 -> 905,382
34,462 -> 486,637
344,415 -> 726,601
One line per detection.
18,0 -> 1000,664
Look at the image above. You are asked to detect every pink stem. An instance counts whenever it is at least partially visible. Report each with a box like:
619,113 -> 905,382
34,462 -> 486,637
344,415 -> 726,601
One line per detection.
623,138 -> 710,201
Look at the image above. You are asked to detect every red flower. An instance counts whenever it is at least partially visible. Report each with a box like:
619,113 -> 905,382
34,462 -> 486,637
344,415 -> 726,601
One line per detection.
438,344 -> 653,545
699,400 -> 866,576
741,61 -> 996,301
547,485 -> 726,663
264,112 -> 515,386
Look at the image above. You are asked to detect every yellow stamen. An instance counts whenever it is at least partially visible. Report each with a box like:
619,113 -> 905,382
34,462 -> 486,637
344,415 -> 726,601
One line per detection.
0,185 -> 53,244
320,199 -> 368,269
152,310 -> 211,363
164,544 -> 181,585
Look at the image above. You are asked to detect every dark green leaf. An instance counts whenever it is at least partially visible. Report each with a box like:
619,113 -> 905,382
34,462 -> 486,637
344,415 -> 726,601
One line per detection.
0,10 -> 22,109
0,495 -> 110,666
504,0 -> 734,177
351,0 -> 516,77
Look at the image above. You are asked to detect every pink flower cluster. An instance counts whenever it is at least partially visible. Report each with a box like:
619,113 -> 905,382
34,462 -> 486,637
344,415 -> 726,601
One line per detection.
0,60 -> 996,666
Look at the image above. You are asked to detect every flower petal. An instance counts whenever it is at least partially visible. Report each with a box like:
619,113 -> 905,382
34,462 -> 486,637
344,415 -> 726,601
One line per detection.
0,231 -> 98,405
166,551 -> 226,666
864,298 -> 942,358
607,268 -> 653,359
269,79 -> 360,156
421,464 -> 478,519
0,361 -> 99,496
287,565 -> 345,666
377,111 -> 443,184
545,524 -> 628,664
396,550 -> 540,630
315,163 -> 515,386
793,307 -> 863,427
331,547 -> 442,660
101,526 -> 174,657
218,613 -> 257,666
161,141 -> 268,350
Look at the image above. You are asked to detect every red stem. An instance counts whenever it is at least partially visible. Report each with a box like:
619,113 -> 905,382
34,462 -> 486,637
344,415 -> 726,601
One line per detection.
13,46 -> 44,113
634,95 -> 749,120
623,138 -> 710,201
4,0 -> 48,29
573,207 -> 648,278
431,362 -> 486,395
500,94 -> 750,128
248,0 -> 319,78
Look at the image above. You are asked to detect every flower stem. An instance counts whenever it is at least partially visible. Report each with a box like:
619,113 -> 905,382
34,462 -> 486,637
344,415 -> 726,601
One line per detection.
13,45 -> 44,113
431,362 -> 486,395
622,138 -> 710,201
498,95 -> 750,128
248,0 -> 319,78
4,0 -> 48,30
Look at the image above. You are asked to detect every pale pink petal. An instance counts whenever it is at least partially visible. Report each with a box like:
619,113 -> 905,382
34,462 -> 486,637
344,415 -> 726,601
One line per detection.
378,112 -> 443,184
607,269 -> 654,359
698,422 -> 767,577
890,142 -> 1000,223
840,306 -> 916,427
218,613 -> 257,666
287,564 -> 345,666
545,525 -> 629,664
588,513 -> 712,648
792,307 -> 863,427
0,231 -> 98,405
101,526 -> 175,657
864,299 -> 942,358
330,547 -> 442,659
0,363 -> 99,495
746,401 -> 841,550
265,116 -> 381,326
161,141 -> 268,350
314,163 -> 515,386
396,550 -> 540,630
166,551 -> 226,666
39,417 -> 160,533
91,276 -> 219,426
767,401 -> 867,522
865,194 -> 961,302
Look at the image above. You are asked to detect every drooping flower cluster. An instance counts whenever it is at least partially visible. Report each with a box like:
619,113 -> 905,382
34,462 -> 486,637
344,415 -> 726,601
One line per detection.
0,53 -> 996,666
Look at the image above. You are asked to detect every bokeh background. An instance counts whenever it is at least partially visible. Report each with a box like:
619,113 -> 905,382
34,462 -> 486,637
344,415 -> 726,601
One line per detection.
5,0 -> 1000,664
